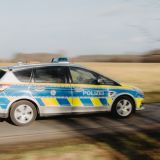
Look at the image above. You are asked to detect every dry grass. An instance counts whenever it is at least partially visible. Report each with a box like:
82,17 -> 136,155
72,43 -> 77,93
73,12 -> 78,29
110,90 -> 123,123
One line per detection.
0,130 -> 159,160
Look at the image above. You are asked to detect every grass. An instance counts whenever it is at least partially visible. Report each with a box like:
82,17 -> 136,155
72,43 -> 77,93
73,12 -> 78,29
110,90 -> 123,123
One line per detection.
0,137 -> 120,160
0,143 -> 115,160
0,129 -> 159,160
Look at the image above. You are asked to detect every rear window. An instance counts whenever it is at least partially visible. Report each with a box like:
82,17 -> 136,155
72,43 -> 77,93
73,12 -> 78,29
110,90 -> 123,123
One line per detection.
0,70 -> 6,79
14,69 -> 32,82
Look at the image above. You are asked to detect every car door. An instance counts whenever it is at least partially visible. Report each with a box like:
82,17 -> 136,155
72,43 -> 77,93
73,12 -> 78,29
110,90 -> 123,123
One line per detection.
69,67 -> 109,113
30,66 -> 72,115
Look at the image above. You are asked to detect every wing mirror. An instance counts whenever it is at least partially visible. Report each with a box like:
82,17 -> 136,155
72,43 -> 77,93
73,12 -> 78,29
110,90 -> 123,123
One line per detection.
97,78 -> 105,84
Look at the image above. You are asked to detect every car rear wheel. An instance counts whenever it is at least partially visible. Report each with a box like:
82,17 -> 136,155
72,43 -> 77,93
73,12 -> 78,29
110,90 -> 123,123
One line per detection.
111,96 -> 135,118
10,100 -> 37,126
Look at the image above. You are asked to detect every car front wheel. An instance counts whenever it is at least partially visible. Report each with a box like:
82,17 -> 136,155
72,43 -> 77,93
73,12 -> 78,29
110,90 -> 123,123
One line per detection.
111,96 -> 135,118
10,100 -> 37,126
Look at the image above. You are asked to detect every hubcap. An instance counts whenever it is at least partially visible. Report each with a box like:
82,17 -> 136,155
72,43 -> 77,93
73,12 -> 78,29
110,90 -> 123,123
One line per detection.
14,104 -> 33,124
116,99 -> 132,117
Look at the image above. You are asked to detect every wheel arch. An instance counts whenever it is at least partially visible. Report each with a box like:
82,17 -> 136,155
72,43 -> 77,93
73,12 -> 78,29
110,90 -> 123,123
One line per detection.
7,98 -> 40,116
111,93 -> 136,110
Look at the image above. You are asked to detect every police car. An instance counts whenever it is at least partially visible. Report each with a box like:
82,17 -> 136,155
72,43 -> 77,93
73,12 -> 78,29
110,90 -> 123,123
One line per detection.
0,63 -> 144,126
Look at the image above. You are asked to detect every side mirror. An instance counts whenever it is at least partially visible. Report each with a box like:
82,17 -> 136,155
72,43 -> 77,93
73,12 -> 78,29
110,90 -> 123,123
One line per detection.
97,78 -> 105,84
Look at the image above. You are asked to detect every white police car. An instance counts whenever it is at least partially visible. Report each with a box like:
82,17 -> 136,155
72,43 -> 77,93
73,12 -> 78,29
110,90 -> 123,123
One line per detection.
0,63 -> 144,126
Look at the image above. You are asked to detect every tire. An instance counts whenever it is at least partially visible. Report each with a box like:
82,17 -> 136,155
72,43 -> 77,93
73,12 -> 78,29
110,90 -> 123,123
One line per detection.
10,100 -> 37,126
111,96 -> 135,118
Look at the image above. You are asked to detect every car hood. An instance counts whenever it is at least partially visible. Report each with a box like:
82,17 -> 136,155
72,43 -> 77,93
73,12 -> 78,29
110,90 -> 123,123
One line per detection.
120,83 -> 140,90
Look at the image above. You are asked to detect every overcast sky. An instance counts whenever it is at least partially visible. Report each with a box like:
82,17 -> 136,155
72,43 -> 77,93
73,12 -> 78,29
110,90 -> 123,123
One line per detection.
0,0 -> 160,58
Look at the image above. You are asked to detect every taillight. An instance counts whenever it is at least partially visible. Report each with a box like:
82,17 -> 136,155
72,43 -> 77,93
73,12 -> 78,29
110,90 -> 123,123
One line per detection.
0,84 -> 10,91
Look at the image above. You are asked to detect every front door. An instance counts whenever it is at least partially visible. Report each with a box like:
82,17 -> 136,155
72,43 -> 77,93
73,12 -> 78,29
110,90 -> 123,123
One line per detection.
30,66 -> 72,115
69,67 -> 109,113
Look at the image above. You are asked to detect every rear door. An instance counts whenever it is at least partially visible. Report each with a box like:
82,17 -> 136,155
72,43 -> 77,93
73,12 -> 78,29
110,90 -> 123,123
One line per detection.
30,66 -> 72,115
69,67 -> 109,113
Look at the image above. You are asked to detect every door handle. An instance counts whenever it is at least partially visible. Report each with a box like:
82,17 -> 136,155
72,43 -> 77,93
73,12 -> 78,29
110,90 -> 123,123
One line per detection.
74,87 -> 83,92
34,86 -> 45,92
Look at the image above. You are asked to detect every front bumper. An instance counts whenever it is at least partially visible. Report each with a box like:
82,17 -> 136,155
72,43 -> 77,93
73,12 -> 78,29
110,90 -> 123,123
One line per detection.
136,103 -> 145,111
135,96 -> 144,110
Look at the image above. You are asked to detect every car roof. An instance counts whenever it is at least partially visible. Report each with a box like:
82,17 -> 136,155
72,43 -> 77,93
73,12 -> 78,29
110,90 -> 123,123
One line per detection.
0,63 -> 84,71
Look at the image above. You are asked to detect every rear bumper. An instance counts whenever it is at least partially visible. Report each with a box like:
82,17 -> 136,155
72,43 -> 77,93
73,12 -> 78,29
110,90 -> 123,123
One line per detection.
0,113 -> 8,118
0,108 -> 8,118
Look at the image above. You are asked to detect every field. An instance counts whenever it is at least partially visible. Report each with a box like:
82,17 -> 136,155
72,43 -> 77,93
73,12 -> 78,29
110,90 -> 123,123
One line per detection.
1,130 -> 160,160
0,62 -> 159,103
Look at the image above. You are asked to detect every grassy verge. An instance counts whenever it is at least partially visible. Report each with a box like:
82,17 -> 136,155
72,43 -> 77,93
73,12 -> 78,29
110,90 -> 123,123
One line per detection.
0,138 -> 121,160
0,129 -> 159,160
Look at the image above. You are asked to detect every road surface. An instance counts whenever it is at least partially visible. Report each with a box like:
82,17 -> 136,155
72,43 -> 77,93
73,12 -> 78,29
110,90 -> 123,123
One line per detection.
0,104 -> 159,145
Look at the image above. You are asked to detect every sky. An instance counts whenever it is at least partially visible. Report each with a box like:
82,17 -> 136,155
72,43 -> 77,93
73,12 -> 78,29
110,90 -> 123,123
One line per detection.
0,0 -> 160,58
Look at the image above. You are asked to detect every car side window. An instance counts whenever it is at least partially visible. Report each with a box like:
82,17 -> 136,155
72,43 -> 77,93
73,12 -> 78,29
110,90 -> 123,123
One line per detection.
34,66 -> 67,83
97,74 -> 118,86
70,67 -> 97,84
14,69 -> 32,82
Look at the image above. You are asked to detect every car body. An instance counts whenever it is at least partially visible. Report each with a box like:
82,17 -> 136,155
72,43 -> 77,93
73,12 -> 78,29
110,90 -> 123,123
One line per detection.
0,63 -> 144,126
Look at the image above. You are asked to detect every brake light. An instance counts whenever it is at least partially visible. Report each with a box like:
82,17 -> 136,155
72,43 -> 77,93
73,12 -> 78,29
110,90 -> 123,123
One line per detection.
0,85 -> 10,91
